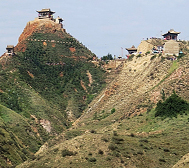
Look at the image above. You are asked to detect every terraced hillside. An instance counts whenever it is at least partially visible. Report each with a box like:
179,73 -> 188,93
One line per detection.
17,52 -> 189,168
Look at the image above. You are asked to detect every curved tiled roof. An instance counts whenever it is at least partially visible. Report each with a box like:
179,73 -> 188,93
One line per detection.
6,45 -> 14,49
37,8 -> 55,14
162,29 -> 180,36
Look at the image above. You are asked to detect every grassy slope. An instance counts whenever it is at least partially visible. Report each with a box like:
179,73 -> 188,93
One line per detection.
0,105 -> 34,167
17,108 -> 189,168
0,29 -> 106,166
16,52 -> 189,168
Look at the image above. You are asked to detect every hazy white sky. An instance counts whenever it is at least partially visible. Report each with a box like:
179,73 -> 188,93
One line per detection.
0,0 -> 188,57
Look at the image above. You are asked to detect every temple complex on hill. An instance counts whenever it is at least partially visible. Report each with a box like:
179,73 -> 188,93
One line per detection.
126,29 -> 181,57
36,8 -> 64,29
4,8 -> 65,56
36,8 -> 63,27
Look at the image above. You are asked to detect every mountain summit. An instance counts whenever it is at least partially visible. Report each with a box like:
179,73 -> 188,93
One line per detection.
15,15 -> 67,52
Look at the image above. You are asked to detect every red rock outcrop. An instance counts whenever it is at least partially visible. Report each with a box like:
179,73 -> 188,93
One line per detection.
15,18 -> 67,52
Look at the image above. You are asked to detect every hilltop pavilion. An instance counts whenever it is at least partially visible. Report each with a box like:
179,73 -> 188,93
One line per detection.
37,8 -> 55,19
126,45 -> 137,55
162,29 -> 180,40
6,45 -> 14,56
55,16 -> 63,24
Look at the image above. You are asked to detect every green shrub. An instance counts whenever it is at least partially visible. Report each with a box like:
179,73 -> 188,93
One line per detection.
128,54 -> 134,61
98,149 -> 104,155
137,151 -> 143,155
88,157 -> 96,162
108,144 -> 117,151
112,136 -> 124,144
159,158 -> 166,162
101,53 -> 113,60
62,149 -> 75,157
178,52 -> 185,59
88,152 -> 92,156
93,110 -> 111,121
161,56 -> 165,62
163,148 -> 170,152
113,131 -> 118,136
136,54 -> 142,58
90,130 -> 96,133
86,94 -> 95,104
155,91 -> 189,118
145,51 -> 150,55
130,133 -> 135,137
139,139 -> 148,143
106,157 -> 112,161
150,55 -> 156,60
161,89 -> 166,101
111,108 -> 115,114
113,151 -> 120,157
93,112 -> 97,120
65,130 -> 83,140
101,137 -> 109,142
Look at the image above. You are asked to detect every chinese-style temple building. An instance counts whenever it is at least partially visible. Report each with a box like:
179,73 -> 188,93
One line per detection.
6,45 -> 14,56
37,8 -> 55,19
162,29 -> 180,40
55,16 -> 63,24
55,16 -> 63,28
126,45 -> 137,55
118,55 -> 122,59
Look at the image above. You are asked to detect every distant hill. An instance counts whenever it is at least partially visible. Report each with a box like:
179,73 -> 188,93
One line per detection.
0,18 -> 106,167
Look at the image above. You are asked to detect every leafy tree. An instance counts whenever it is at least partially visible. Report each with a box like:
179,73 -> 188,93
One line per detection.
155,91 -> 189,118
101,53 -> 113,60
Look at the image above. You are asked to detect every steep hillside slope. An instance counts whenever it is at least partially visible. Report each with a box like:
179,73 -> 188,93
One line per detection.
75,54 -> 189,125
17,53 -> 189,168
0,18 -> 106,167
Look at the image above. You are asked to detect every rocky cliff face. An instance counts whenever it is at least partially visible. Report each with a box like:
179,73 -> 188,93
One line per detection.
15,18 -> 68,52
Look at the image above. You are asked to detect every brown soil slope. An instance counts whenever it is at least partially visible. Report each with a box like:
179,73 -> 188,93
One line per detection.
15,18 -> 69,52
74,54 -> 189,127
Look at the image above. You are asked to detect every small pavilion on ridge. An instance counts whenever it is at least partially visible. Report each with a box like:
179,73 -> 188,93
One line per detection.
162,29 -> 180,40
126,45 -> 137,55
37,8 -> 55,19
6,45 -> 14,56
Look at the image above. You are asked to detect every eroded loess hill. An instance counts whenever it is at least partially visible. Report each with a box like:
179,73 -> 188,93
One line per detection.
17,53 -> 189,168
0,18 -> 106,167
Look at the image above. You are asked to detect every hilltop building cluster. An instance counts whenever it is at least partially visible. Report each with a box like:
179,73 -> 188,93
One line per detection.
126,29 -> 181,58
5,8 -> 64,56
36,8 -> 64,28
3,9 -> 183,60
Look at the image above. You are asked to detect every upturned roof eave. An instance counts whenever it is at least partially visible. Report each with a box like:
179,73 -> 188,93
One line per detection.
162,32 -> 180,36
37,9 -> 55,14
126,48 -> 137,51
6,45 -> 14,49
